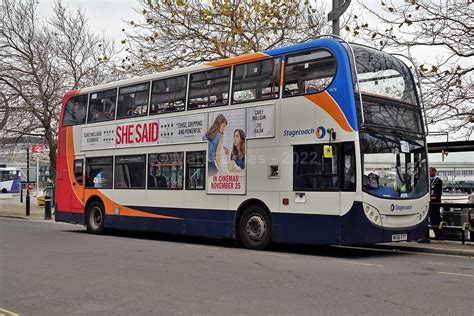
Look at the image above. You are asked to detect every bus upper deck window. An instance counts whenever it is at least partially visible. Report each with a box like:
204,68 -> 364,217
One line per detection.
283,49 -> 336,97
188,68 -> 230,110
150,75 -> 187,115
63,95 -> 87,126
87,89 -> 117,123
232,58 -> 281,104
117,83 -> 150,119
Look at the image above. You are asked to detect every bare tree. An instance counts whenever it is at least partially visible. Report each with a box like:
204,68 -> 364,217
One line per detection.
123,0 -> 341,72
0,0 -> 116,179
350,0 -> 473,139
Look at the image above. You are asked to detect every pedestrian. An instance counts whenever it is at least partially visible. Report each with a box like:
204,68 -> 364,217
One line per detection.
428,167 -> 443,239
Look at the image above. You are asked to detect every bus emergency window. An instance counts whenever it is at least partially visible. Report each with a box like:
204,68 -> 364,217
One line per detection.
186,151 -> 206,190
114,155 -> 146,189
63,94 -> 87,126
87,89 -> 117,123
74,159 -> 84,186
150,75 -> 187,115
293,144 -> 338,191
148,152 -> 183,190
85,157 -> 113,189
117,83 -> 149,119
188,68 -> 230,109
283,50 -> 336,96
232,57 -> 281,103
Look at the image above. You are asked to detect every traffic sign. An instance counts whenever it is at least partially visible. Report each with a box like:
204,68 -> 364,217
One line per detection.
31,144 -> 44,154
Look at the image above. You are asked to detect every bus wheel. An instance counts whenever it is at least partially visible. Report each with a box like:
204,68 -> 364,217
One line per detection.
239,206 -> 272,250
86,201 -> 105,234
1,188 -> 7,193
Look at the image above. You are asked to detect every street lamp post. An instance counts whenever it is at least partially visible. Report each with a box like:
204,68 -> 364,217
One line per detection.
328,0 -> 351,36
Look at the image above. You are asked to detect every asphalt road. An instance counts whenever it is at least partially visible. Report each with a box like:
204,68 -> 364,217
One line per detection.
1,219 -> 472,315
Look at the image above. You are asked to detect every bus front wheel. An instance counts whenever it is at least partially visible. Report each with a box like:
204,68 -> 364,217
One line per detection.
239,206 -> 272,250
86,201 -> 105,234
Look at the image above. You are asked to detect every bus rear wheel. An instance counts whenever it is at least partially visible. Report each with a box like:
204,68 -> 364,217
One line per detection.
86,201 -> 105,234
239,206 -> 272,250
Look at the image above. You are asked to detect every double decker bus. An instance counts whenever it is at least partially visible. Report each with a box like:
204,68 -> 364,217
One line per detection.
56,36 -> 430,249
0,166 -> 21,194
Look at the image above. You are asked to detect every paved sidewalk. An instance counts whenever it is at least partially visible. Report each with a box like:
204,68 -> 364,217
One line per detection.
0,193 -> 53,221
376,240 -> 474,257
1,193 -> 473,257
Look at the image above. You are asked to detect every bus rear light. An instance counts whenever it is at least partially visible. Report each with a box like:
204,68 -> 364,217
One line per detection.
282,198 -> 289,205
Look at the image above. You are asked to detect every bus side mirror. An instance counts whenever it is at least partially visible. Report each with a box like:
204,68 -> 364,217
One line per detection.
324,145 -> 333,158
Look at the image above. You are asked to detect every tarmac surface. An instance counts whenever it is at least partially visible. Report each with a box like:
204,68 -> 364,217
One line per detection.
1,192 -> 473,257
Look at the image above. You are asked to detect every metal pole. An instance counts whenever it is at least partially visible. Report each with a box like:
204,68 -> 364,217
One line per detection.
36,155 -> 39,197
26,146 -> 30,216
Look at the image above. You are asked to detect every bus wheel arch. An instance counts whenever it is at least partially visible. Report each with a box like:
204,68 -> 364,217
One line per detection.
84,196 -> 106,234
235,199 -> 272,250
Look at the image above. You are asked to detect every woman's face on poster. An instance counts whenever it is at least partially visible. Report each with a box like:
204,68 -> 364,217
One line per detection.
233,131 -> 242,146
219,122 -> 226,133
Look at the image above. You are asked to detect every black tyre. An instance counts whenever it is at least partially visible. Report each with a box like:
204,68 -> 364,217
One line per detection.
86,201 -> 105,234
1,188 -> 7,193
239,205 -> 272,250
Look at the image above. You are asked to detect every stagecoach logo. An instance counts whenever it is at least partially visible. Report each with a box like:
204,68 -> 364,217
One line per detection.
390,204 -> 413,212
315,126 -> 326,139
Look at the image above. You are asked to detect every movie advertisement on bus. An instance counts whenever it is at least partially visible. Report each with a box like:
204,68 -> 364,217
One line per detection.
205,109 -> 247,194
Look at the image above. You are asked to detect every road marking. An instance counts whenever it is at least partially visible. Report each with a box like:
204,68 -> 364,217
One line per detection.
438,271 -> 474,278
333,259 -> 383,267
0,308 -> 20,316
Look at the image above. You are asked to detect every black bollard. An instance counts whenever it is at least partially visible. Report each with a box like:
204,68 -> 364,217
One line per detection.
44,195 -> 52,220
20,187 -> 23,203
26,192 -> 30,216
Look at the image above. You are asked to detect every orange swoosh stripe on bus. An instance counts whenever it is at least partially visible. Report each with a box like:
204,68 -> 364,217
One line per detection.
206,52 -> 269,67
66,126 -> 85,207
84,189 -> 180,220
304,91 -> 353,132
66,127 -> 181,220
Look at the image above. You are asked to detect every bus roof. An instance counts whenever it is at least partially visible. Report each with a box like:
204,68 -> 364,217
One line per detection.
74,37 -> 346,95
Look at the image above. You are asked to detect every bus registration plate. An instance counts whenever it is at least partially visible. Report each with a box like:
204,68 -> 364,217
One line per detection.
392,233 -> 407,242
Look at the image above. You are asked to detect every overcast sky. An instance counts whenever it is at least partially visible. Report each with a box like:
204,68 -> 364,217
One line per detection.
37,0 -> 140,42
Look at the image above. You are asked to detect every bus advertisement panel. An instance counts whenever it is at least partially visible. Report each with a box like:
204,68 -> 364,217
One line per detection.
81,105 -> 274,195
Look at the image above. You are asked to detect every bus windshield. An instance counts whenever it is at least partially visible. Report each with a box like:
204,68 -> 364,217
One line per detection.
360,132 -> 428,199
351,44 -> 417,105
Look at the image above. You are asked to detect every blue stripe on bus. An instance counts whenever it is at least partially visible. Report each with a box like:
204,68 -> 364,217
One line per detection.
56,202 -> 427,246
263,39 -> 358,132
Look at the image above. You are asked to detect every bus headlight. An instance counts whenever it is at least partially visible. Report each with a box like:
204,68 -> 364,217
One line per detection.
363,203 -> 383,226
419,203 -> 429,222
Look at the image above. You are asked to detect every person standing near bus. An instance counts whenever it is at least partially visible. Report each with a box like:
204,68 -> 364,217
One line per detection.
203,114 -> 228,176
429,167 -> 443,238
